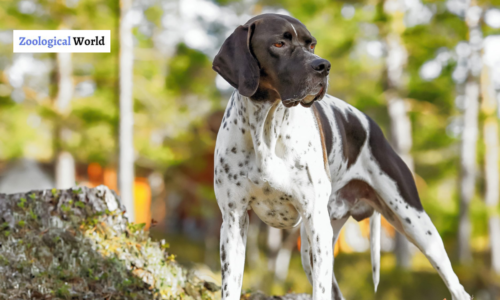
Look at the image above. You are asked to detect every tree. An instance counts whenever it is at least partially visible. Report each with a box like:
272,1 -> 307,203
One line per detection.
481,40 -> 500,274
456,0 -> 483,264
382,0 -> 414,269
274,227 -> 300,282
54,50 -> 76,189
119,0 -> 135,222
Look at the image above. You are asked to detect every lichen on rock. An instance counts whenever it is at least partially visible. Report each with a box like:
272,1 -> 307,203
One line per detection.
0,185 -> 219,299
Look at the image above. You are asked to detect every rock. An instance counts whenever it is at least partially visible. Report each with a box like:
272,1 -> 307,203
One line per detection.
204,281 -> 222,292
0,185 -> 219,300
246,292 -> 311,300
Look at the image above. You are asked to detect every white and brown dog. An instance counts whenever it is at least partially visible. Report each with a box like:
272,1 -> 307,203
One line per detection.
212,13 -> 471,300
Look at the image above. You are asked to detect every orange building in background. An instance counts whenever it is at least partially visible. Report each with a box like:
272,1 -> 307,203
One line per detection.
80,163 -> 152,228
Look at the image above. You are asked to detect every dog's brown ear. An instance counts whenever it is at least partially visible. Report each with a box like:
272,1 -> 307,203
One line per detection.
213,23 -> 259,98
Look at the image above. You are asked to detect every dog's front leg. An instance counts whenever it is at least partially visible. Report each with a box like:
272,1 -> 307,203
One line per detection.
302,202 -> 333,300
300,222 -> 313,284
220,208 -> 249,300
330,217 -> 348,300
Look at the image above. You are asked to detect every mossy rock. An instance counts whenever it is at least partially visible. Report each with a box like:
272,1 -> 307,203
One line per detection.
0,186 -> 218,300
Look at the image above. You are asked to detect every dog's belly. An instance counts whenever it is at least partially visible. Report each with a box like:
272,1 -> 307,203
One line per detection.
249,188 -> 301,229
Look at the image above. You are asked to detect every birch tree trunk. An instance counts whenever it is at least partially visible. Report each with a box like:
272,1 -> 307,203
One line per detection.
388,92 -> 414,269
384,0 -> 413,269
267,226 -> 282,272
204,214 -> 219,270
274,227 -> 300,282
119,0 -> 135,222
457,1 -> 482,264
458,80 -> 479,263
481,66 -> 500,274
247,212 -> 262,270
55,51 -> 75,189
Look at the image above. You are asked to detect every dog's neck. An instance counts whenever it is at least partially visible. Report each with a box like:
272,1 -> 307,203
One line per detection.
232,92 -> 322,185
238,93 -> 286,156
235,92 -> 289,188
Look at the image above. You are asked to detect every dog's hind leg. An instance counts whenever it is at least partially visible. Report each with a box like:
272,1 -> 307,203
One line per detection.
413,215 -> 471,300
220,209 -> 249,300
381,206 -> 471,300
367,176 -> 471,300
365,116 -> 471,300
367,175 -> 470,299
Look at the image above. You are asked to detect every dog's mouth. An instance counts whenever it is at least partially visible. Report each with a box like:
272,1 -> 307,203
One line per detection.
300,86 -> 325,107
282,86 -> 325,108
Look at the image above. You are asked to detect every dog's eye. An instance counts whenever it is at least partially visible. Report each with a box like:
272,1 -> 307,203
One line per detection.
274,42 -> 284,48
310,44 -> 316,50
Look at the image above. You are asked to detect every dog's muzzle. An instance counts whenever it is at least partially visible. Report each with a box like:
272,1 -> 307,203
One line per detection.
282,85 -> 326,108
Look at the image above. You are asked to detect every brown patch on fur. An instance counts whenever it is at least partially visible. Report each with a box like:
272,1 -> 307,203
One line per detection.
251,73 -> 281,102
338,179 -> 406,233
338,180 -> 377,204
312,105 -> 331,180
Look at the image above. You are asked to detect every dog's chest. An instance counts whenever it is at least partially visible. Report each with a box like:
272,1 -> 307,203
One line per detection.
248,180 -> 303,228
214,93 -> 331,229
216,144 -> 303,228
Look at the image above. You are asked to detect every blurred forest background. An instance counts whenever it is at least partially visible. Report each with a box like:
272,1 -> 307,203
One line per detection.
1,0 -> 500,299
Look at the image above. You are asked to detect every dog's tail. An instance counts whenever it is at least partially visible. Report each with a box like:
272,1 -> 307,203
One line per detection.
370,211 -> 381,292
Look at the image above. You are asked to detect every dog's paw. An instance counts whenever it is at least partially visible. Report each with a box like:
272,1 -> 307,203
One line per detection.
451,288 -> 472,300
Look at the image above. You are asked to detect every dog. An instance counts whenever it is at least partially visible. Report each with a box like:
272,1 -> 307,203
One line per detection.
212,13 -> 471,300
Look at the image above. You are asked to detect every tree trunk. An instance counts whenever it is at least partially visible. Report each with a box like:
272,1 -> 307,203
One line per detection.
388,94 -> 414,269
481,65 -> 500,274
483,119 -> 500,274
247,212 -> 262,270
388,95 -> 413,269
55,52 -> 73,113
458,80 -> 479,263
204,214 -> 219,270
458,2 -> 482,264
267,226 -> 282,271
54,52 -> 75,189
119,0 -> 135,222
384,6 -> 414,266
274,227 -> 300,282
55,152 -> 75,189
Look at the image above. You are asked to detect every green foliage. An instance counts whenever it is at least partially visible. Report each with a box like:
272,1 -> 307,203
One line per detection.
167,43 -> 216,96
128,222 -> 147,233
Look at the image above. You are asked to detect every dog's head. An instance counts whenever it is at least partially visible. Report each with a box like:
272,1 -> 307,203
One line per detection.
213,14 -> 330,108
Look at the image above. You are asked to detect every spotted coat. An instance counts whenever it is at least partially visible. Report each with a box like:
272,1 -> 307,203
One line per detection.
215,92 -> 471,300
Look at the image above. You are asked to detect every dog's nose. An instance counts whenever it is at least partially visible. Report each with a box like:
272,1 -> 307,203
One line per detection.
311,59 -> 331,75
